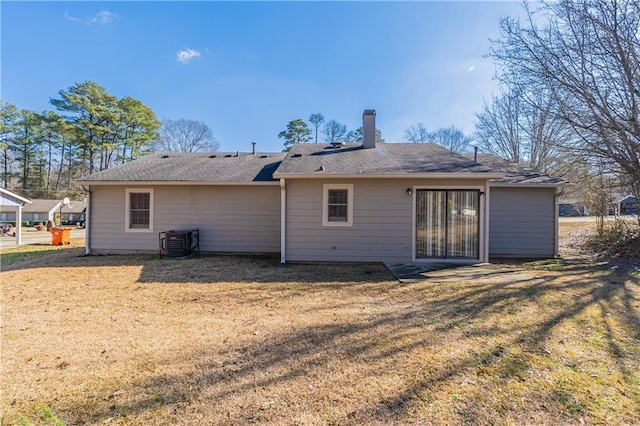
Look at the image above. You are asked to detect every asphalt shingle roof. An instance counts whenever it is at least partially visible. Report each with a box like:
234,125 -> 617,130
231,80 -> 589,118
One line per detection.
470,154 -> 568,185
76,152 -> 287,183
22,199 -> 85,213
23,199 -> 61,213
275,143 -> 497,176
76,145 -> 566,186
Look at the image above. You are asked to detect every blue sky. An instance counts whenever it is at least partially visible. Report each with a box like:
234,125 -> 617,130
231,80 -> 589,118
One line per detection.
2,1 -> 523,153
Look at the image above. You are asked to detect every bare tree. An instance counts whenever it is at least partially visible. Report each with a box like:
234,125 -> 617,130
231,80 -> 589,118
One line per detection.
474,86 -> 571,172
155,119 -> 219,152
322,120 -> 349,142
489,0 -> 640,197
475,88 -> 526,163
403,123 -> 429,143
429,126 -> 472,153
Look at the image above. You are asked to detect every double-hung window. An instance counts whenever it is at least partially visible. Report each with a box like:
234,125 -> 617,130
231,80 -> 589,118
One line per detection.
125,188 -> 153,232
323,184 -> 353,227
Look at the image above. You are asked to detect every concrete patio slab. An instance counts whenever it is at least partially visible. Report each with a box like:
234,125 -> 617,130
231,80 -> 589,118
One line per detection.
385,262 -> 541,284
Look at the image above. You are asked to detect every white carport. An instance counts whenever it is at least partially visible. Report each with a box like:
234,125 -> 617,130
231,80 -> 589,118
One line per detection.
0,187 -> 32,246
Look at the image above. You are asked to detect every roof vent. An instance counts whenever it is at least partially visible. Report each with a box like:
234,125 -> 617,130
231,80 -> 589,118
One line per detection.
330,142 -> 344,148
161,154 -> 169,159
292,153 -> 302,158
260,155 -> 268,158
318,165 -> 326,172
224,154 -> 232,158
209,155 -> 217,158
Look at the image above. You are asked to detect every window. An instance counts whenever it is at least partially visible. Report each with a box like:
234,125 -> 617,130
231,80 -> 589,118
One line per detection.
323,184 -> 353,227
125,188 -> 153,232
415,189 -> 480,259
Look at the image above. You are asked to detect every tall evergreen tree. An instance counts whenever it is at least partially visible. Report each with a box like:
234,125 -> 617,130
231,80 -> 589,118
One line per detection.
278,119 -> 311,151
0,101 -> 19,188
50,81 -> 118,174
308,113 -> 325,143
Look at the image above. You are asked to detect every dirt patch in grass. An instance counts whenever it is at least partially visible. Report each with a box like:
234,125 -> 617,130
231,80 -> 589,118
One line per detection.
558,221 -> 598,258
2,226 -> 640,425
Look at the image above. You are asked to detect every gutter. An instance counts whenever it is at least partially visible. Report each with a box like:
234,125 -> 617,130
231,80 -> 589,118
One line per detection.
489,182 -> 569,188
272,172 -> 505,180
73,181 -> 280,186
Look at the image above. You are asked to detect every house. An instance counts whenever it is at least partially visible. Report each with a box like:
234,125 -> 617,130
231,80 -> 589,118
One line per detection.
618,195 -> 638,215
558,199 -> 589,217
465,154 -> 567,258
76,110 -> 567,264
1,199 -> 84,226
60,200 -> 86,225
0,187 -> 32,246
22,199 -> 64,225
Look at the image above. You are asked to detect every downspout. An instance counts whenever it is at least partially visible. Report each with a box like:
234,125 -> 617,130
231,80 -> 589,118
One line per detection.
554,186 -> 565,257
483,180 -> 490,263
82,186 -> 91,255
280,179 -> 286,265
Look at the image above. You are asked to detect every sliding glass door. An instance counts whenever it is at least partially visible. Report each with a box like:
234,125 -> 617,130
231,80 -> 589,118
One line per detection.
415,190 -> 480,259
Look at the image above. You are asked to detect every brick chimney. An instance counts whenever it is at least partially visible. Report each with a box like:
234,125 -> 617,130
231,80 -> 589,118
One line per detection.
362,109 -> 376,149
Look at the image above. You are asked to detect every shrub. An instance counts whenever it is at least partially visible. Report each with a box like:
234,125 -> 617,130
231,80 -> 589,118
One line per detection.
22,221 -> 29,227
585,218 -> 640,261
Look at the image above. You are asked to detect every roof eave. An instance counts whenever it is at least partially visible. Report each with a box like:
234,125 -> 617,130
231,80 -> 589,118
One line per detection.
273,172 -> 505,179
490,182 -> 569,188
74,180 -> 280,186
0,187 -> 32,204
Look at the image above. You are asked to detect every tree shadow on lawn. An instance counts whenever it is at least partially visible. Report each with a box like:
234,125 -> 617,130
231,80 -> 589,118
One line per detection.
36,260 -> 640,425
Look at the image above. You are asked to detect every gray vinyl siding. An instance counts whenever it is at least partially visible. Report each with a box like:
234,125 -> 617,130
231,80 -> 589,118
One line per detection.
89,185 -> 280,253
285,178 -> 487,263
489,187 -> 556,258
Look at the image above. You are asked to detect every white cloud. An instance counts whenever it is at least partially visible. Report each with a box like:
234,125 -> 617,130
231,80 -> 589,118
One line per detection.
65,10 -> 117,24
467,65 -> 476,72
176,49 -> 201,64
64,12 -> 82,22
91,10 -> 117,24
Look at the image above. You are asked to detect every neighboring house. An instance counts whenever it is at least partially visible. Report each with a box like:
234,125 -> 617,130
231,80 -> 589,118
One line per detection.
0,187 -> 32,246
76,110 -> 568,263
558,200 -> 589,217
61,200 -> 86,225
1,198 -> 84,225
618,195 -> 638,215
22,199 -> 64,224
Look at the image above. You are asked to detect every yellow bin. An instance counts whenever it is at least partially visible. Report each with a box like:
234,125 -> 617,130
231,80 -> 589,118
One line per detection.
51,227 -> 72,246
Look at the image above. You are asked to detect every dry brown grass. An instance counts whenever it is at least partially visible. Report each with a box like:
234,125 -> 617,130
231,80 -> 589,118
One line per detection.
1,226 -> 639,425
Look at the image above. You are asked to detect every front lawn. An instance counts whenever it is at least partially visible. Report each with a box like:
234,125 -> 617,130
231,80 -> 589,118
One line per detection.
1,249 -> 638,425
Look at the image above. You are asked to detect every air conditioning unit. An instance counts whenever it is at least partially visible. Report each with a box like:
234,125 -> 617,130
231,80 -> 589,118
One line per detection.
159,229 -> 199,258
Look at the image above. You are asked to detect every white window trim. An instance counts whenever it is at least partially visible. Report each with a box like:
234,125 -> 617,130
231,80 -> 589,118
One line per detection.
322,184 -> 354,227
125,188 -> 154,233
